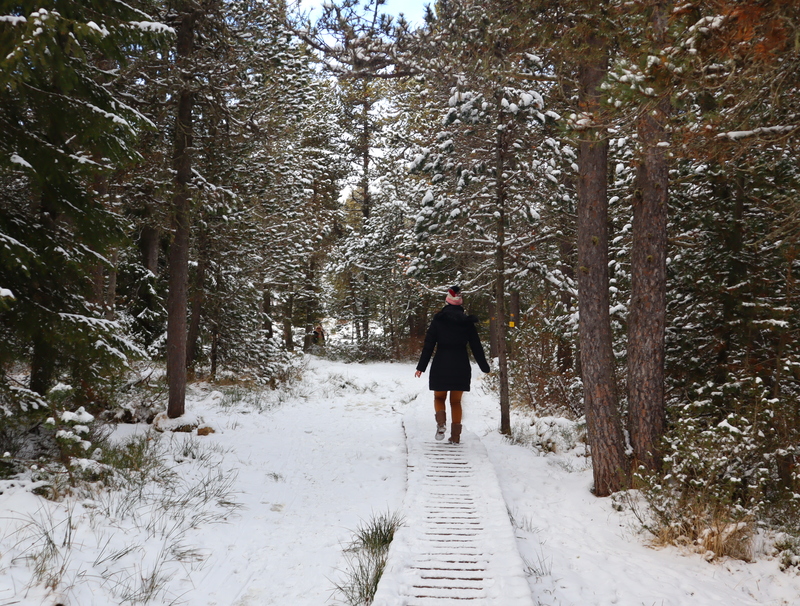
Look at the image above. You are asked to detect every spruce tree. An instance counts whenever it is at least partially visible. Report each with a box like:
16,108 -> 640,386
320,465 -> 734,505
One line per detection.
0,1 -> 169,412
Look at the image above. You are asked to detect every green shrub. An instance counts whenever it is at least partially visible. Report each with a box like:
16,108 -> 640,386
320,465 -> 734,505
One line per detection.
634,377 -> 799,561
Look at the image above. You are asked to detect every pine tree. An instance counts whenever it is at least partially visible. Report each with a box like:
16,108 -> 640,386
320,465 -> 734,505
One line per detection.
405,0 -> 562,435
0,1 -> 169,414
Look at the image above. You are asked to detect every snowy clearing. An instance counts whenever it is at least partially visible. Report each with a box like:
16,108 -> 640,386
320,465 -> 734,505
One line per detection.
1,358 -> 799,605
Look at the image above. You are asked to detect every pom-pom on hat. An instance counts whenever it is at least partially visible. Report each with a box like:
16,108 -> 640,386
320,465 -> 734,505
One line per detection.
445,285 -> 463,306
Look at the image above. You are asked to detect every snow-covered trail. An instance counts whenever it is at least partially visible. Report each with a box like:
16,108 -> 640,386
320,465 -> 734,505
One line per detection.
373,409 -> 533,606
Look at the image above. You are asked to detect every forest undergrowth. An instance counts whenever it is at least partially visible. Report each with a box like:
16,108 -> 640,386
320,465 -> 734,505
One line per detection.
0,358 -> 311,604
503,354 -> 800,570
4,430 -> 240,604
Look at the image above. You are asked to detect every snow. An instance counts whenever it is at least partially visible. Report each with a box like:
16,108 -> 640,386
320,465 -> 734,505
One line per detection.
2,358 -> 800,605
83,102 -> 133,129
374,408 -> 534,605
129,21 -> 175,34
718,126 -> 797,141
86,21 -> 109,37
0,15 -> 27,25
60,406 -> 95,424
10,153 -> 33,169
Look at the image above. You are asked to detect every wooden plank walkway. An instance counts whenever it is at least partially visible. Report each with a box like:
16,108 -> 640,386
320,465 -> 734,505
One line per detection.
372,410 -> 535,606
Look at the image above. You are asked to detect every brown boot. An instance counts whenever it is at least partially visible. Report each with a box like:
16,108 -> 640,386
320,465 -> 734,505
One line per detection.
435,411 -> 447,441
448,423 -> 462,444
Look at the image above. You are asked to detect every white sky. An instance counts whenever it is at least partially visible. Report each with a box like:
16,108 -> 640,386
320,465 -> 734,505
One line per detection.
298,0 -> 432,26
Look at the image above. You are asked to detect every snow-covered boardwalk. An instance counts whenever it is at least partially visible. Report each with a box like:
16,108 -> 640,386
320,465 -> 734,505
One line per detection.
373,409 -> 534,606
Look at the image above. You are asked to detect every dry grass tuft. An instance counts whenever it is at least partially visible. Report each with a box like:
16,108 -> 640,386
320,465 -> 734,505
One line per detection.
648,504 -> 754,562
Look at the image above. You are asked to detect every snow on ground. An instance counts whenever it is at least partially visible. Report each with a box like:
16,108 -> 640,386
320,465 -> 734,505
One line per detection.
469,380 -> 800,606
177,360 -> 411,606
2,357 -> 800,605
374,407 -> 535,605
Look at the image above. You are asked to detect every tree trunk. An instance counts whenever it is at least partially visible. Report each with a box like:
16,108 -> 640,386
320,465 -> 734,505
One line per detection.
628,0 -> 671,472
715,173 -> 746,385
558,233 -> 575,373
139,224 -> 160,275
186,236 -> 207,369
138,225 -> 160,331
105,248 -> 118,320
361,299 -> 370,344
495,276 -> 511,436
263,288 -> 273,338
495,109 -> 511,436
92,264 -> 105,309
303,301 -> 315,352
509,291 -> 520,328
360,100 -> 371,220
489,302 -> 499,359
409,302 -> 427,349
576,32 -> 628,496
774,249 -> 796,399
166,7 -> 197,419
91,66 -> 112,317
210,324 -> 219,379
357,85 -> 372,346
30,332 -> 56,395
283,293 -> 295,351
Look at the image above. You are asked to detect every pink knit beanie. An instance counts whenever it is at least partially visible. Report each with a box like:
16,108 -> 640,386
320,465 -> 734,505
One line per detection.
445,286 -> 463,306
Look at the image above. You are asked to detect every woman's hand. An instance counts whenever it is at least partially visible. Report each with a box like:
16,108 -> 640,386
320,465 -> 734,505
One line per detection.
415,370 -> 422,378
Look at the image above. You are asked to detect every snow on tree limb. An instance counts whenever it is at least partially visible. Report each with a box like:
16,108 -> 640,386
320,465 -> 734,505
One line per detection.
717,125 -> 798,141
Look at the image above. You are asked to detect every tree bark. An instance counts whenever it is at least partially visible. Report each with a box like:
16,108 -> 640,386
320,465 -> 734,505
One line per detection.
558,232 -> 575,373
495,108 -> 511,436
303,289 -> 316,352
628,0 -> 671,472
92,264 -> 105,309
283,292 -> 295,351
30,332 -> 56,395
210,324 -> 219,379
576,31 -> 629,496
715,173 -> 746,385
91,62 -> 113,318
495,276 -> 511,436
489,303 -> 499,359
186,233 -> 207,369
139,224 -> 160,275
91,173 -> 109,311
509,291 -> 521,328
263,288 -> 273,338
361,294 -> 370,344
166,6 -> 197,418
105,248 -> 118,320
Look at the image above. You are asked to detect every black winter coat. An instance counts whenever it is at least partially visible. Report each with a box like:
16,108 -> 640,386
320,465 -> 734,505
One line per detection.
416,305 -> 491,392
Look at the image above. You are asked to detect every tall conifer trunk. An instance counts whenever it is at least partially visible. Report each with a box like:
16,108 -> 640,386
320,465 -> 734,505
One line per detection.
30,333 -> 56,396
263,289 -> 274,338
139,224 -> 160,275
576,30 -> 628,496
166,7 -> 197,418
558,232 -> 575,373
628,0 -> 671,471
283,293 -> 295,351
359,91 -> 371,345
105,248 -> 118,320
186,229 -> 207,370
494,107 -> 511,436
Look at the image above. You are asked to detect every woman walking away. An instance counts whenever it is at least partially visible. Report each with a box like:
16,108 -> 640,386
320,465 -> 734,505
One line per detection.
414,286 -> 491,443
